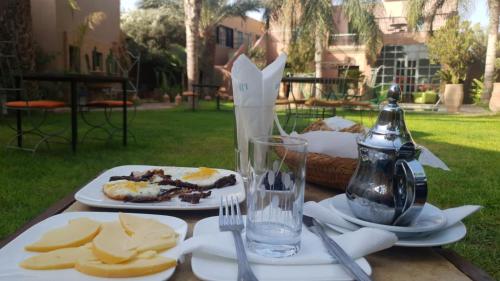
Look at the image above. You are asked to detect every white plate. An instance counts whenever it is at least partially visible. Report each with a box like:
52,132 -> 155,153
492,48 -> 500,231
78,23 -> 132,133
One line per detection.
75,165 -> 246,210
191,216 -> 371,281
319,199 -> 467,247
330,194 -> 447,234
0,212 -> 188,281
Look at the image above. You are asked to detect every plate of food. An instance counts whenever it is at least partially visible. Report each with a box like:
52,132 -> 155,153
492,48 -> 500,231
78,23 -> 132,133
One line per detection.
0,212 -> 187,281
75,165 -> 245,210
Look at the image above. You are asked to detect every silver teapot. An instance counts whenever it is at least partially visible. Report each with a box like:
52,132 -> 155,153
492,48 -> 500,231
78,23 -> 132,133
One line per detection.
346,84 -> 427,226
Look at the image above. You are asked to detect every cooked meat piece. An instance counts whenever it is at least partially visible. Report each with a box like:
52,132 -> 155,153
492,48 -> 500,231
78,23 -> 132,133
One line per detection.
179,191 -> 212,204
209,174 -> 237,189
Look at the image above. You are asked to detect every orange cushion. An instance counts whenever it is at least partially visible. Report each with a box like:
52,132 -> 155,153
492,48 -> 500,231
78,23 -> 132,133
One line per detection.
87,100 -> 134,107
182,91 -> 198,97
5,100 -> 66,108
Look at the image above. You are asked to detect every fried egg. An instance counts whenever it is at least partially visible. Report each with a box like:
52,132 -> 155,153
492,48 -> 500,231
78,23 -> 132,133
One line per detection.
179,167 -> 221,186
102,180 -> 176,201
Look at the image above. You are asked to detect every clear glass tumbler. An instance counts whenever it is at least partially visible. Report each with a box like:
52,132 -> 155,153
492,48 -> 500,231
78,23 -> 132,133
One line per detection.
246,136 -> 307,258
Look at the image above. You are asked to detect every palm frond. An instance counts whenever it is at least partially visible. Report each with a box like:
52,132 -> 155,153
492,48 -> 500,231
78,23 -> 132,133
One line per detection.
299,0 -> 334,35
201,0 -> 261,30
405,0 -> 426,31
342,0 -> 383,62
405,0 -> 455,33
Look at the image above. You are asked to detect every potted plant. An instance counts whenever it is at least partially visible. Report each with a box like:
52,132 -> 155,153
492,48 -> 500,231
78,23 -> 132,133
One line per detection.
436,69 -> 464,112
427,16 -> 478,113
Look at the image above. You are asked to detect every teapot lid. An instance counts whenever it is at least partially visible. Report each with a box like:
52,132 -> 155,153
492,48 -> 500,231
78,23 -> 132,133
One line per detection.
359,84 -> 414,150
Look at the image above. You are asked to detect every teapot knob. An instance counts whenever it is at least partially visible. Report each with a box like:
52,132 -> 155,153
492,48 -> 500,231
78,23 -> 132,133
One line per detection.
388,84 -> 401,103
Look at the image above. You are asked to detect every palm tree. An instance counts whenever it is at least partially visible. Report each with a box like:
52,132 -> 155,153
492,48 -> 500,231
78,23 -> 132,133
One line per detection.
264,0 -> 382,97
199,0 -> 261,84
184,0 -> 201,92
482,0 -> 499,102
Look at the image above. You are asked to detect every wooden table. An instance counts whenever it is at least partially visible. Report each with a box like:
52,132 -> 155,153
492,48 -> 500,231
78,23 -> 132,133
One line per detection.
0,181 -> 493,281
19,73 -> 129,152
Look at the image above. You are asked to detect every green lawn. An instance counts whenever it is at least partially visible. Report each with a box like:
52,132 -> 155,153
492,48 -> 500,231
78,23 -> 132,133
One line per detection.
0,104 -> 498,279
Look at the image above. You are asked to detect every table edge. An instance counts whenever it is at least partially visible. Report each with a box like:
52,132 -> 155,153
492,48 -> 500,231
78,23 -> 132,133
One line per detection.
0,186 -> 494,281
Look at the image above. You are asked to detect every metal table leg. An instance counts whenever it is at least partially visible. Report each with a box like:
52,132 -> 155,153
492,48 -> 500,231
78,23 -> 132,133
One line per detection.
15,77 -> 22,147
122,81 -> 127,146
70,80 -> 78,152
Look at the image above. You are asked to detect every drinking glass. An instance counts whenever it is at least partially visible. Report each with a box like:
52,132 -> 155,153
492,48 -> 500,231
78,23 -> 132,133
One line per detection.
246,136 -> 307,258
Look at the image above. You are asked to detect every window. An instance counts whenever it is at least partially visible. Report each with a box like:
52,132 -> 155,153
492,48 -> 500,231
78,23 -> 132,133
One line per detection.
225,27 -> 234,48
91,47 -> 103,71
69,45 -> 80,72
245,33 -> 253,47
375,44 -> 441,100
216,26 -> 234,48
216,26 -> 224,45
236,31 -> 244,48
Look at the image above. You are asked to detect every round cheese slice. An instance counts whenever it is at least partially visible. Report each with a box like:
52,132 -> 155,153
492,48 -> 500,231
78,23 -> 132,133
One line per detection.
25,218 -> 101,252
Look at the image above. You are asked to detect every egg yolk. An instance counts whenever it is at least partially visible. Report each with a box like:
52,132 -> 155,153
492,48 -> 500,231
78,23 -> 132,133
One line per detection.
182,167 -> 218,180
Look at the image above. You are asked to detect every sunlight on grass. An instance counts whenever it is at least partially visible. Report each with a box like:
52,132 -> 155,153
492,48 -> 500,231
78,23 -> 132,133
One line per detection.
0,105 -> 498,278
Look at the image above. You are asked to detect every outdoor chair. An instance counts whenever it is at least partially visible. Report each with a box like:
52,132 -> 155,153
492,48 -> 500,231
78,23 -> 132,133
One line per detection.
0,40 -> 69,153
80,51 -> 139,144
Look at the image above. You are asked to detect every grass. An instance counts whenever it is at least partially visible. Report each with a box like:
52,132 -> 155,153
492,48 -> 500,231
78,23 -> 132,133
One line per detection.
0,103 -> 498,279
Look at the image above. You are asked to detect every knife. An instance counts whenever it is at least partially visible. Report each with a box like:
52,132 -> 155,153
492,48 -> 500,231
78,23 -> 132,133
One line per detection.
303,215 -> 372,281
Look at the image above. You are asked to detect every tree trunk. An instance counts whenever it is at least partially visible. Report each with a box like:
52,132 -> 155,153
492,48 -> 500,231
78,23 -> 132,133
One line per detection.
314,27 -> 324,99
200,27 -> 217,86
184,0 -> 201,92
0,0 -> 35,71
482,0 -> 499,102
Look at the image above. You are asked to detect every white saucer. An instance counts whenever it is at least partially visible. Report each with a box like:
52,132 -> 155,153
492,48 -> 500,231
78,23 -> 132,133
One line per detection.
330,194 -> 447,235
320,199 -> 467,247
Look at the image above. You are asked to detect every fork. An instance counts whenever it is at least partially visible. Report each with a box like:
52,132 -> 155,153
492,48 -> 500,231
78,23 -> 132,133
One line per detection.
219,196 -> 259,281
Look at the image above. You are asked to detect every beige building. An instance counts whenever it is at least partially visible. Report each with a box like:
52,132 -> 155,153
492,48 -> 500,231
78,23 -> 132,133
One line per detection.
214,16 -> 265,66
30,0 -> 120,72
266,0 -> 457,98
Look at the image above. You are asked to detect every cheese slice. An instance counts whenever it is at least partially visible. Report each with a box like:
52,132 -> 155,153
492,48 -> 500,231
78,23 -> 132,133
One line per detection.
92,222 -> 138,264
20,243 -> 94,270
119,213 -> 178,252
75,250 -> 177,278
25,218 -> 101,252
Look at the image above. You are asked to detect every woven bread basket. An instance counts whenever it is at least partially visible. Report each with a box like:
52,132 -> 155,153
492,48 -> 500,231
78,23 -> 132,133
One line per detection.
276,120 -> 364,191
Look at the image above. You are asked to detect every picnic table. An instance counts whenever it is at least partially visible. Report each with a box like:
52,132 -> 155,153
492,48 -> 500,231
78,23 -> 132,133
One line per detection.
0,178 -> 493,281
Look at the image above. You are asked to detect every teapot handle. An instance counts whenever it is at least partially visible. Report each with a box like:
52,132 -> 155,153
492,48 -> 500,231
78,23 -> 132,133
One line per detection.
393,159 -> 428,226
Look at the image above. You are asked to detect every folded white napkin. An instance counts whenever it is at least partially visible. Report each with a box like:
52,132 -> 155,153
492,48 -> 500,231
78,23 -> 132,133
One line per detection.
304,201 -> 358,231
232,54 -> 287,176
323,116 -> 357,131
290,131 -> 360,159
418,145 -> 450,171
442,205 -> 482,228
306,200 -> 481,234
180,225 -> 396,265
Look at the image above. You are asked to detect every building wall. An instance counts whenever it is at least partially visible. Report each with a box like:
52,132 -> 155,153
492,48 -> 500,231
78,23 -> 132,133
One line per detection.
327,0 -> 455,79
214,16 -> 264,66
31,0 -> 58,64
30,0 -> 120,72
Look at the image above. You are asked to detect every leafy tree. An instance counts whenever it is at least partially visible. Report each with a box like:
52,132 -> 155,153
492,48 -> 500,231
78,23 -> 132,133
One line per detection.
121,0 -> 186,91
405,0 -> 500,102
427,16 -> 479,84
